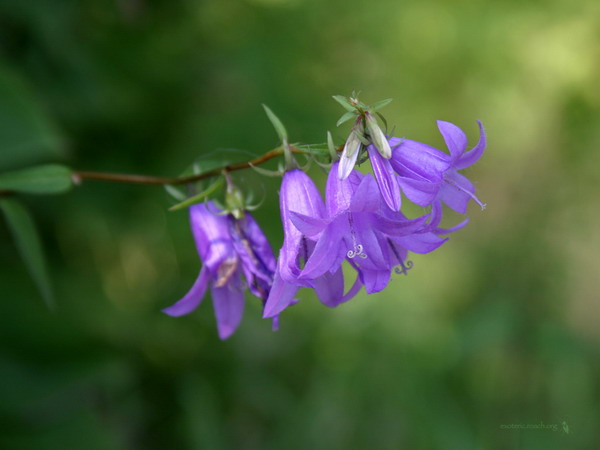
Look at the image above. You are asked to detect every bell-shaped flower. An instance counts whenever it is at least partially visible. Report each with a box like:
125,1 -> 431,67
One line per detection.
162,202 -> 276,340
292,163 -> 429,294
263,169 -> 362,318
389,120 -> 486,214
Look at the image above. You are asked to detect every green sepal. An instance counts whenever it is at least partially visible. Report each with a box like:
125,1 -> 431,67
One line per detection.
332,95 -> 355,112
327,132 -> 338,161
262,105 -> 288,141
0,164 -> 73,195
0,198 -> 54,308
376,112 -> 388,134
336,111 -> 357,127
370,98 -> 393,112
168,177 -> 225,211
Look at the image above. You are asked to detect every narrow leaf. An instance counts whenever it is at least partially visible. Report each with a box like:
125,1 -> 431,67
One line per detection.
370,98 -> 393,112
332,95 -> 355,112
262,105 -> 288,141
336,111 -> 357,127
164,184 -> 186,201
169,177 -> 225,211
0,198 -> 54,308
0,164 -> 73,194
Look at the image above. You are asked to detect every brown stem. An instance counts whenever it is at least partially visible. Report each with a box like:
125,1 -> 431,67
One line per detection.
73,146 -> 307,186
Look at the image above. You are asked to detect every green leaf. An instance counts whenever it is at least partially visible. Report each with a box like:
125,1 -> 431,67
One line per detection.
262,105 -> 288,141
0,198 -> 54,308
332,95 -> 355,112
169,177 -> 225,211
164,184 -> 187,201
336,111 -> 357,127
0,164 -> 73,194
0,66 -> 65,171
370,98 -> 393,112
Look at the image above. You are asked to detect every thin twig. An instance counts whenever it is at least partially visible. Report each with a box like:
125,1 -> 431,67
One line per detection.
73,146 -> 307,186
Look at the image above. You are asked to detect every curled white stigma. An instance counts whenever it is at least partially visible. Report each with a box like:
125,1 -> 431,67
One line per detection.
347,244 -> 367,259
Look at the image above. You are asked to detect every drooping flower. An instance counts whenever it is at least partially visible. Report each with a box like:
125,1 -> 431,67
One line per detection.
163,202 -> 276,339
262,168 -> 362,318
292,163 -> 430,294
389,120 -> 486,213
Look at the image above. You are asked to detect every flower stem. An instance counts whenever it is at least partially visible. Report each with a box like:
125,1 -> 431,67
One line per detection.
73,146 -> 306,187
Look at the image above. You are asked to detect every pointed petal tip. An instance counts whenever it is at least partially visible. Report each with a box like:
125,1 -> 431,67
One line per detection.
217,326 -> 236,340
161,306 -> 186,317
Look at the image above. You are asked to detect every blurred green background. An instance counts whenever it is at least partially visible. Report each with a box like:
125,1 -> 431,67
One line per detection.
1,0 -> 599,449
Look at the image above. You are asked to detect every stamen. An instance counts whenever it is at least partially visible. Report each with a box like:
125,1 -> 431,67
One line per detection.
445,176 -> 487,210
215,258 -> 238,287
347,215 -> 367,259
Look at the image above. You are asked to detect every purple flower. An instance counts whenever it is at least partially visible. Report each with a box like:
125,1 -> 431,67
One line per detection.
291,163 -> 430,294
162,202 -> 276,340
389,120 -> 486,213
263,169 -> 362,318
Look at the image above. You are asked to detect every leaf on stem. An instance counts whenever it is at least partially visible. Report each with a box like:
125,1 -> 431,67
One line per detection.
332,95 -> 355,112
262,105 -> 288,141
336,111 -> 357,127
168,177 -> 225,211
0,198 -> 54,308
0,164 -> 73,194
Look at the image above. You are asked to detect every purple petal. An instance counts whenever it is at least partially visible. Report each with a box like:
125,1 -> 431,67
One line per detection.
455,120 -> 486,170
340,272 -> 363,303
373,214 -> 429,237
211,277 -> 245,340
327,163 -> 362,216
239,213 -> 277,274
437,120 -> 467,161
435,218 -> 470,235
350,175 -> 381,213
300,219 -> 345,279
228,215 -> 275,300
189,203 -> 235,277
311,266 -> 345,307
263,269 -> 300,318
397,177 -> 440,207
390,139 -> 449,181
427,200 -> 443,229
289,211 -> 328,237
350,213 -> 389,270
394,232 -> 447,254
440,171 -> 483,213
162,266 -> 210,317
279,169 -> 326,280
358,268 -> 390,294
367,145 -> 401,211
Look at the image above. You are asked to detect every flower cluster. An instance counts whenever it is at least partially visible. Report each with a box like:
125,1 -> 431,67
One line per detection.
163,98 -> 486,339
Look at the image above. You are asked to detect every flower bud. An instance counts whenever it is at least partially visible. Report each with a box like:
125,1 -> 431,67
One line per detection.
365,112 -> 391,159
